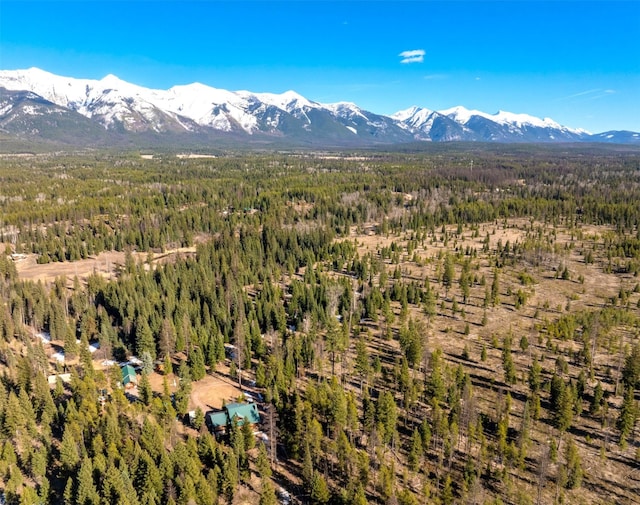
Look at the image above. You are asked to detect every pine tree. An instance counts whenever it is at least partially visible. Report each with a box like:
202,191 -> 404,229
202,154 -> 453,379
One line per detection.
310,472 -> 330,505
564,439 -> 583,489
502,335 -> 516,384
163,354 -> 173,376
63,476 -> 75,505
135,317 -> 156,360
377,390 -> 398,446
242,416 -> 255,451
259,479 -> 278,505
3,391 -> 23,438
491,269 -> 500,306
139,372 -> 152,406
622,343 -> 640,390
63,321 -> 78,360
354,334 -> 369,385
222,452 -> 239,505
193,406 -> 204,430
76,457 -> 99,505
352,484 -> 367,505
257,443 -> 272,479
423,279 -> 436,325
617,386 -> 638,447
188,346 -> 206,381
442,254 -> 455,294
325,319 -> 343,378
173,363 -> 192,416
528,357 -> 542,393
408,427 -> 423,472
60,425 -> 81,472
302,443 -> 314,487
554,382 -> 574,433
441,474 -> 454,505
19,486 -> 40,505
159,318 -> 176,358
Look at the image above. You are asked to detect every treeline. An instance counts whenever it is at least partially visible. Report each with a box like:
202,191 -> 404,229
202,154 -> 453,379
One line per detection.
2,149 -> 640,264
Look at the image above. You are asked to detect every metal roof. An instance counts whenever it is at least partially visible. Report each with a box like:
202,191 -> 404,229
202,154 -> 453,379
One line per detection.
225,402 -> 261,426
121,364 -> 137,385
205,402 -> 261,433
206,411 -> 229,430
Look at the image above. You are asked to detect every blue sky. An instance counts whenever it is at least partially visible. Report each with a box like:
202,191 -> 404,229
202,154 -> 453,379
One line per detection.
1,1 -> 639,132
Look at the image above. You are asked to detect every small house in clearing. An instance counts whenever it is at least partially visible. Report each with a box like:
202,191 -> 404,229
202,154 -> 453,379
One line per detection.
205,402 -> 261,436
121,364 -> 138,389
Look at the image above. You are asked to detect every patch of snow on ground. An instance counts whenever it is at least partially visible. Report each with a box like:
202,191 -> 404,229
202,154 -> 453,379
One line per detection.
346,126 -> 357,134
35,331 -> 51,343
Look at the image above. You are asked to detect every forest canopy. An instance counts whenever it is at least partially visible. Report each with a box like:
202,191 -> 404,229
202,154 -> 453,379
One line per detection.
0,145 -> 639,505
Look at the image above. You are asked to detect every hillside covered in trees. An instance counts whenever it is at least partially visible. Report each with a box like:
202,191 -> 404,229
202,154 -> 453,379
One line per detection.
0,145 -> 639,505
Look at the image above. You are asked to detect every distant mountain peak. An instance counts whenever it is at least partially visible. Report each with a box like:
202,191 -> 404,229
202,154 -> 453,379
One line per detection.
100,73 -> 122,83
390,106 -> 425,121
440,105 -> 489,124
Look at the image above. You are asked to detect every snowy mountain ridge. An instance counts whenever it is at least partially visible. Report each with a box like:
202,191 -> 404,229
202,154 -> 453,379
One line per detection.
438,105 -> 588,134
0,67 -> 635,147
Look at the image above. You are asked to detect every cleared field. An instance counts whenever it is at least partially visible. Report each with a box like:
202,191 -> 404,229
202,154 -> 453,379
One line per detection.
13,246 -> 197,285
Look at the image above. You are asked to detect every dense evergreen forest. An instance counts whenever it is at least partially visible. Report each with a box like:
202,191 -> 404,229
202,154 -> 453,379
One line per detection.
0,146 -> 639,505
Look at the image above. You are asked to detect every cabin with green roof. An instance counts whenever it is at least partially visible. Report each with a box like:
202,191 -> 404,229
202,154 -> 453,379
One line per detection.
121,364 -> 138,389
205,402 -> 261,436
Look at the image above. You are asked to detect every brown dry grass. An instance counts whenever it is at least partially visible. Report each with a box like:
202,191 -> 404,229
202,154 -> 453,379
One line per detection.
13,246 -> 197,287
338,217 -> 639,505
187,371 -> 243,412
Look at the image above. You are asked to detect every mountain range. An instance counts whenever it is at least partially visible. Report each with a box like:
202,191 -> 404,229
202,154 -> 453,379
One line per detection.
1,68 -> 638,149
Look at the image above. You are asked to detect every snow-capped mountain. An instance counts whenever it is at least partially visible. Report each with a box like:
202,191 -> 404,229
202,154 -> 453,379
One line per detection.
0,67 -> 636,148
391,107 -> 469,141
392,106 -> 589,142
0,88 -> 114,145
0,67 -> 408,143
440,106 -> 589,141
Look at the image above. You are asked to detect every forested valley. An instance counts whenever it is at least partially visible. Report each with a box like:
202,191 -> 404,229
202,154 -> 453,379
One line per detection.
0,146 -> 639,505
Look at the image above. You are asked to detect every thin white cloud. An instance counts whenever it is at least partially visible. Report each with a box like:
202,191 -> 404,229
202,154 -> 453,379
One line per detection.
587,89 -> 617,100
559,88 -> 617,101
561,89 -> 600,100
399,49 -> 425,64
424,74 -> 447,80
